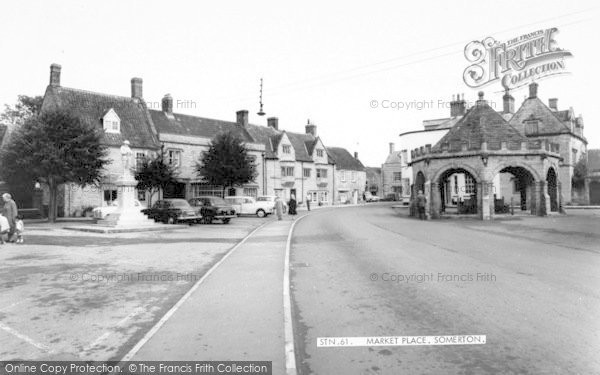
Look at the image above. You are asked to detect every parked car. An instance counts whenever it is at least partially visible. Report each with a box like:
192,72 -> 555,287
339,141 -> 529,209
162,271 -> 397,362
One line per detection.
256,195 -> 287,213
92,199 -> 143,219
364,192 -> 381,202
141,199 -> 202,224
188,196 -> 237,224
224,196 -> 274,217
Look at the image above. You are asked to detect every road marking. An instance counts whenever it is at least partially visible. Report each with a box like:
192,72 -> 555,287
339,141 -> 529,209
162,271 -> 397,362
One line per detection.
119,221 -> 270,362
283,213 -> 309,375
0,321 -> 51,352
82,306 -> 147,355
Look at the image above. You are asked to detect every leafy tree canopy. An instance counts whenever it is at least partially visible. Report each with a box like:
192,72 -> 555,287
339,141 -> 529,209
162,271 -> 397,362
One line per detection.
197,132 -> 257,191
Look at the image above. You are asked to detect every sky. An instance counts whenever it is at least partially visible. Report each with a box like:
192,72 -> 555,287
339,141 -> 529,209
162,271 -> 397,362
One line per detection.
0,0 -> 598,167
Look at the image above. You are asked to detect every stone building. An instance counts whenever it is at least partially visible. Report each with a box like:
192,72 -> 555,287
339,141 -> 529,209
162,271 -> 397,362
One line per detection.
410,87 -> 565,220
586,149 -> 600,205
326,148 -> 366,204
365,167 -> 382,197
28,64 -> 345,215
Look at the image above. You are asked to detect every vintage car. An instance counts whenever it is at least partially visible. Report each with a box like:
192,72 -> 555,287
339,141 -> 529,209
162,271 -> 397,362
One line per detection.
256,195 -> 287,213
188,196 -> 237,224
224,196 -> 274,218
141,199 -> 202,224
92,199 -> 143,219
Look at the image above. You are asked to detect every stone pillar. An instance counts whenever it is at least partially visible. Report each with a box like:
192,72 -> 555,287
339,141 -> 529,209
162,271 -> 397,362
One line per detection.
476,182 -> 483,219
481,181 -> 494,220
430,182 -> 441,219
534,181 -> 547,216
424,181 -> 432,219
543,180 -> 551,214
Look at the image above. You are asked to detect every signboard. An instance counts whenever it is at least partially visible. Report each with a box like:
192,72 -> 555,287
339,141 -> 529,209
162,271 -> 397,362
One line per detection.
463,27 -> 572,90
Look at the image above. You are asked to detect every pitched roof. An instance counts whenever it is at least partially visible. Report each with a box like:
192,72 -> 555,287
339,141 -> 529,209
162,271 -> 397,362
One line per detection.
245,124 -> 280,158
434,99 -> 525,150
588,149 -> 600,172
509,97 -> 571,135
41,86 -> 160,149
327,147 -> 365,171
384,151 -> 403,164
149,110 -> 255,143
286,132 -> 316,162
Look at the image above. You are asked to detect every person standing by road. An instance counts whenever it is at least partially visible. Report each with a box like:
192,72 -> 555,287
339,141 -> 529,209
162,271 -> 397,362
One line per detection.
416,190 -> 427,220
275,196 -> 284,221
288,194 -> 297,216
306,193 -> 311,211
2,193 -> 18,242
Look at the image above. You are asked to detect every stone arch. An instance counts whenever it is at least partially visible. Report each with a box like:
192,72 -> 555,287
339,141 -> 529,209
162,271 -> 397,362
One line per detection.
489,161 -> 541,182
431,162 -> 482,185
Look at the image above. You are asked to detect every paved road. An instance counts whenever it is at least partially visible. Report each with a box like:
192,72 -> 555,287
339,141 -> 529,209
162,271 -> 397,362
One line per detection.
290,204 -> 600,374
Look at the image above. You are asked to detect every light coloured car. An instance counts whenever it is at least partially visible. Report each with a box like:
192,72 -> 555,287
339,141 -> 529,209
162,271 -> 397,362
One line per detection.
364,192 -> 380,202
92,199 -> 143,219
256,195 -> 287,213
224,196 -> 274,217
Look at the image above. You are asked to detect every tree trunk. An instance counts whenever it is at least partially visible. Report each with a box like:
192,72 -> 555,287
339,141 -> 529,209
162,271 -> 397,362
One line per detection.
48,178 -> 57,223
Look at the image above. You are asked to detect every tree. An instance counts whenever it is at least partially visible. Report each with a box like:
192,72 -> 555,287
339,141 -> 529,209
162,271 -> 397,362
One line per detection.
572,156 -> 587,190
197,132 -> 257,196
0,95 -> 43,127
0,95 -> 44,204
135,146 -> 179,207
0,110 -> 108,222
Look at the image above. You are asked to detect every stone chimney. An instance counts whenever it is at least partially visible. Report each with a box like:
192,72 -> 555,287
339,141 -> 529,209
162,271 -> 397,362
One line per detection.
236,110 -> 249,127
476,91 -> 486,105
529,82 -> 538,99
131,77 -> 143,99
267,117 -> 279,130
305,119 -> 317,137
162,94 -> 173,115
503,89 -> 515,113
548,98 -> 558,111
389,142 -> 395,154
50,63 -> 61,86
450,94 -> 466,117
354,151 -> 359,159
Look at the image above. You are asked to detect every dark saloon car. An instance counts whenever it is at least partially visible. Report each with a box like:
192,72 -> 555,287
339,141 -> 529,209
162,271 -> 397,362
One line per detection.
188,196 -> 237,224
142,199 -> 202,224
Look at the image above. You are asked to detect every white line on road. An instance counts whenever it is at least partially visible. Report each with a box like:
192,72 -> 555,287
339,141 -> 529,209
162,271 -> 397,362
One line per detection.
0,321 -> 51,352
119,221 -> 270,362
283,214 -> 309,375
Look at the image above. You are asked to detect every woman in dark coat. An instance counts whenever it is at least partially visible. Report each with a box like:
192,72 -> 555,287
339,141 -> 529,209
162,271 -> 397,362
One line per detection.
288,195 -> 297,216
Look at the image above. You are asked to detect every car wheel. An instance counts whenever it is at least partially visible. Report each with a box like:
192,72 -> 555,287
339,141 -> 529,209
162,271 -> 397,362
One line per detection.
256,209 -> 266,218
203,216 -> 213,224
222,218 -> 231,224
167,216 -> 176,225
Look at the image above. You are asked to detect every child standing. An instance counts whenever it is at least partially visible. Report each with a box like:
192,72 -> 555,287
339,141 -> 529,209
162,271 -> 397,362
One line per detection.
15,215 -> 24,244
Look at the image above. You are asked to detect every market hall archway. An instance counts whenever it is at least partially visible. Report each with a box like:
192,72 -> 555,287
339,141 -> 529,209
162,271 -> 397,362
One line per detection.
436,168 -> 478,216
493,166 -> 536,214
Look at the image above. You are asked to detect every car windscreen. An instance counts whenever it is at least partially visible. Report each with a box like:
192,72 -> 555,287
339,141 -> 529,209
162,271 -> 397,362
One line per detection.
169,200 -> 191,208
256,197 -> 270,201
210,197 -> 228,205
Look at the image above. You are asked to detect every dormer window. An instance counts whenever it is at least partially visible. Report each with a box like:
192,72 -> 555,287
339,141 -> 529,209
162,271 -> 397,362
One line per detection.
103,108 -> 121,134
524,119 -> 539,135
316,149 -> 324,157
282,145 -> 291,154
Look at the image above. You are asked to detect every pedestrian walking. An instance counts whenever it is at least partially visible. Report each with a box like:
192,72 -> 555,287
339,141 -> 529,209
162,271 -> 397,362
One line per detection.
288,194 -> 297,216
0,212 -> 9,244
2,193 -> 18,242
306,193 -> 311,211
416,190 -> 427,220
15,215 -> 24,244
275,196 -> 284,221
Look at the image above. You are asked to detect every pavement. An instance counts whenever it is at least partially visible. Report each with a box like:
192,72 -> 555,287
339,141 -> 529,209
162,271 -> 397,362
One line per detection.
128,218 -> 297,374
0,217 -> 267,361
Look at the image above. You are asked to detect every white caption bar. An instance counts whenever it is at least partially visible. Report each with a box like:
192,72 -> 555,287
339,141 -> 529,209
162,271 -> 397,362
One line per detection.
317,335 -> 486,347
